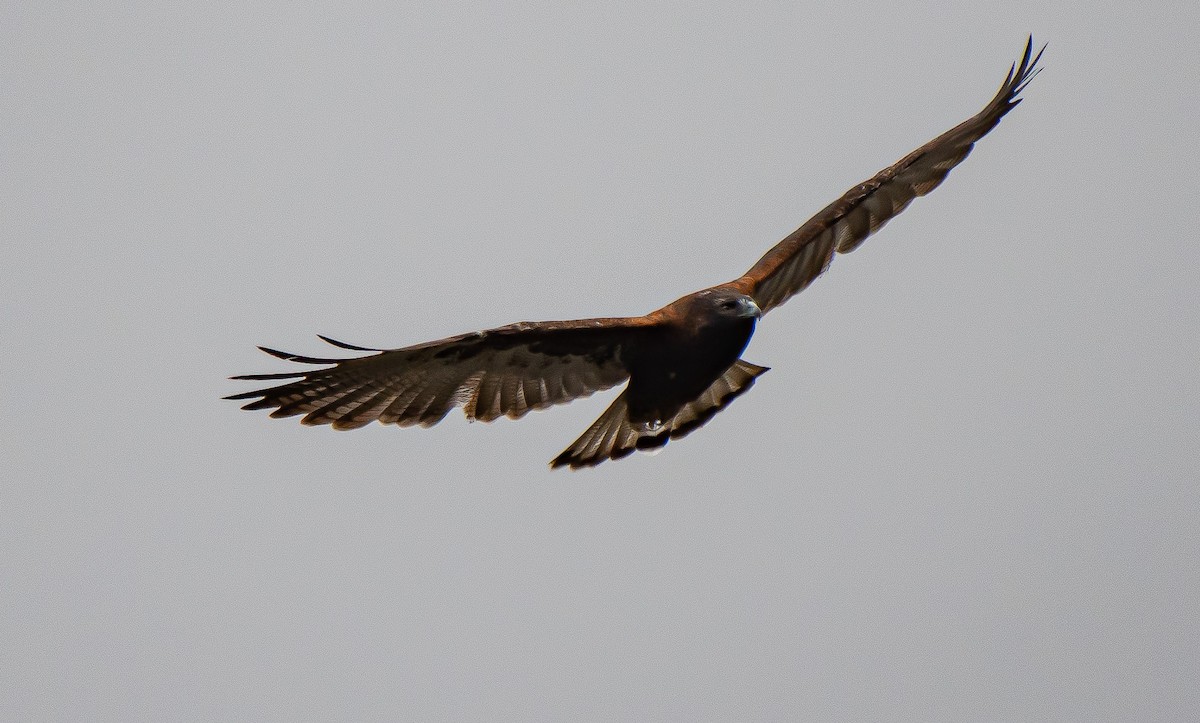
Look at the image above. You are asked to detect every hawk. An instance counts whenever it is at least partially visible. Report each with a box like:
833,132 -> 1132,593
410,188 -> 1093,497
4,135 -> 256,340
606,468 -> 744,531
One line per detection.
228,38 -> 1044,469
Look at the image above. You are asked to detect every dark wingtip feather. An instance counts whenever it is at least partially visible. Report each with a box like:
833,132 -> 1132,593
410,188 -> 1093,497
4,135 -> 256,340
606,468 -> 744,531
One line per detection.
239,397 -> 284,411
1000,61 -> 1016,90
228,371 -> 308,381
1008,35 -> 1045,99
317,334 -> 381,352
226,339 -> 377,405
981,35 -> 1045,124
256,345 -> 346,365
224,387 -> 294,407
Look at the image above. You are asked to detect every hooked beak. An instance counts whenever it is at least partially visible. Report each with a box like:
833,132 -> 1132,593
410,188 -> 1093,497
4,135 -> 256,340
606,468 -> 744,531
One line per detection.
739,297 -> 763,319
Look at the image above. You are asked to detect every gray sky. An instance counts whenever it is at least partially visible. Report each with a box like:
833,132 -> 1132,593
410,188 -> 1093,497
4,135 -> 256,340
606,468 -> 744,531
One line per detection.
4,2 -> 1198,720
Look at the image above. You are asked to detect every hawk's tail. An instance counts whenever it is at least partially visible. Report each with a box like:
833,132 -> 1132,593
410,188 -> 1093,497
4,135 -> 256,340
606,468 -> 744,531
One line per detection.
550,359 -> 769,470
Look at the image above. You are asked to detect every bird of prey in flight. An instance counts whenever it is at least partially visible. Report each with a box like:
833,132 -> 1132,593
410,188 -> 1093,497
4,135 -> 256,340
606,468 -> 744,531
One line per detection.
228,37 -> 1044,469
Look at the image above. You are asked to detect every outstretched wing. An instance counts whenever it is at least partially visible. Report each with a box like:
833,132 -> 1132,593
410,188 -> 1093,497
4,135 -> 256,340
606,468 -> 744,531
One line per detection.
727,36 -> 1044,314
225,318 -> 655,429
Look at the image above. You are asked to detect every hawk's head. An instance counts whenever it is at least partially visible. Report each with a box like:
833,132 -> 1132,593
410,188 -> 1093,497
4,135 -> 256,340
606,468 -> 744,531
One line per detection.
700,290 -> 762,321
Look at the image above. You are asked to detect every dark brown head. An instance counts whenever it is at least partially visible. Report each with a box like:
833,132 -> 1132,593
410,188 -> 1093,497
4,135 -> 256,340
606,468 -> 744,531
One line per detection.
694,288 -> 762,322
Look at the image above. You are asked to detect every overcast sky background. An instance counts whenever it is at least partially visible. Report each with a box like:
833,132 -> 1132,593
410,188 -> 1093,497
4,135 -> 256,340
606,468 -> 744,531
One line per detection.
4,2 -> 1198,720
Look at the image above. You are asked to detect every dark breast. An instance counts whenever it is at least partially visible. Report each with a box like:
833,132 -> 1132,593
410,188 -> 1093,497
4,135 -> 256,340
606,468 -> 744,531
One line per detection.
623,316 -> 757,424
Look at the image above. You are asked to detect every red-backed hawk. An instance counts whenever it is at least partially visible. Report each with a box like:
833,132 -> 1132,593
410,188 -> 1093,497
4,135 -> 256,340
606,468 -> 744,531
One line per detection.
228,38 -> 1044,469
